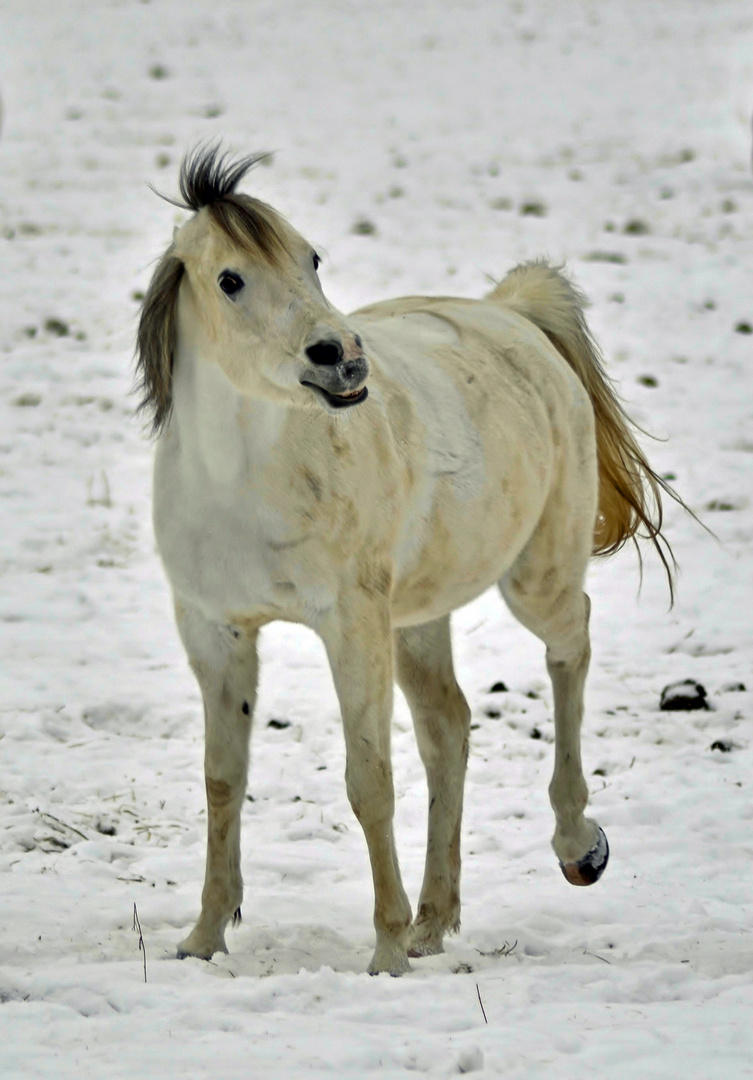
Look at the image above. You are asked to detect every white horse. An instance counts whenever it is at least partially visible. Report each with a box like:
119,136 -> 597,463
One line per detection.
137,147 -> 676,975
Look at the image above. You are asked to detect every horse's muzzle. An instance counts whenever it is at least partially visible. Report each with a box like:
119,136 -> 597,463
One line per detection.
300,354 -> 369,410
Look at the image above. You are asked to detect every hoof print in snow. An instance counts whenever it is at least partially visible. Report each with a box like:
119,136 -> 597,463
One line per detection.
456,1046 -> 484,1074
659,679 -> 709,711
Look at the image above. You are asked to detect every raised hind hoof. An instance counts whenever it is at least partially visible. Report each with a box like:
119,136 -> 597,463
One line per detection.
559,827 -> 609,886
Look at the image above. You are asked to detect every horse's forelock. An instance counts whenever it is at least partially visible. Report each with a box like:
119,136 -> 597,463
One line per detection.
178,144 -> 270,211
169,146 -> 290,266
206,196 -> 291,265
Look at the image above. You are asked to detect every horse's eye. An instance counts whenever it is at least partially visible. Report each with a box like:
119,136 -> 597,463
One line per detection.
218,271 -> 244,297
312,252 -> 321,272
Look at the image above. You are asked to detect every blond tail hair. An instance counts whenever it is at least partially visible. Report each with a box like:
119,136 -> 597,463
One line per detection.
489,260 -> 685,600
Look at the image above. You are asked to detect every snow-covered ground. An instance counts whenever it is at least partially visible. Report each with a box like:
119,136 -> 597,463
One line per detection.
1,1 -> 752,1076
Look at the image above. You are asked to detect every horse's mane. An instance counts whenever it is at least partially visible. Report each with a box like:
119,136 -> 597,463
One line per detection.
137,146 -> 291,435
157,144 -> 290,263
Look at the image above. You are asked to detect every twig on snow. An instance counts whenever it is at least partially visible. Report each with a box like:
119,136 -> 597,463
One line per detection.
133,903 -> 148,983
475,982 -> 488,1024
583,947 -> 611,964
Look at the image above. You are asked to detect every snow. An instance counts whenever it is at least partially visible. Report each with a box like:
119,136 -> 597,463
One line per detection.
1,0 -> 752,1076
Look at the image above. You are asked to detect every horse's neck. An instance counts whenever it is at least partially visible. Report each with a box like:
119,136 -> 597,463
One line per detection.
171,345 -> 286,486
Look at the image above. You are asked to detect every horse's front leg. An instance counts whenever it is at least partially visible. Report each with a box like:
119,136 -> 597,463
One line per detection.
174,603 -> 258,960
321,591 -> 413,975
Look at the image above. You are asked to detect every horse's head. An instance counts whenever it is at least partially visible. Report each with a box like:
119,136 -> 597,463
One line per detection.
136,147 -> 369,434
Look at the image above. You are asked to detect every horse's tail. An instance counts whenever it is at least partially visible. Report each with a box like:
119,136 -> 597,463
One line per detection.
488,260 -> 682,598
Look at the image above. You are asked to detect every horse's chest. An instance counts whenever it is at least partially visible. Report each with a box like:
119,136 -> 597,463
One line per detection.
153,450 -> 336,624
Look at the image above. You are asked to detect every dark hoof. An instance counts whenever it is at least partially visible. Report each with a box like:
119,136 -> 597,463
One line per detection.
559,827 -> 609,886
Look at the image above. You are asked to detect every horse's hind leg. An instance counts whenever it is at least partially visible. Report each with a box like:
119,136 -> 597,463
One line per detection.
501,527 -> 609,887
174,603 -> 258,960
395,616 -> 471,956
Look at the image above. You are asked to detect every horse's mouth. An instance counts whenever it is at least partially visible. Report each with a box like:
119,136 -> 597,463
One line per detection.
301,382 -> 369,409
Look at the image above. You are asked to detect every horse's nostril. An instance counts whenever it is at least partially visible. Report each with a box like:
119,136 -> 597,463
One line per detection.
306,339 -> 343,366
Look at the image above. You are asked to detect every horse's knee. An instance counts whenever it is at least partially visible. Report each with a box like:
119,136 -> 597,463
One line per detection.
345,755 -> 394,825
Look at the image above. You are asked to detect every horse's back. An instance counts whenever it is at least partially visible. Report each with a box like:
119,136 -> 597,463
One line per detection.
352,291 -> 595,472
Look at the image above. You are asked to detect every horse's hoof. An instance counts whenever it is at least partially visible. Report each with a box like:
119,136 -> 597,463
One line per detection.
176,928 -> 228,960
367,941 -> 412,976
559,827 -> 609,886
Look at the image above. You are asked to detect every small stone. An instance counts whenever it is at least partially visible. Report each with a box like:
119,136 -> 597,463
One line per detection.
44,317 -> 69,337
623,218 -> 650,236
710,739 -> 733,753
489,681 -> 508,693
267,718 -> 292,729
583,251 -> 627,264
735,322 -> 752,334
705,499 -> 739,512
519,199 -> 547,217
659,680 -> 709,711
13,392 -> 42,407
352,218 -> 377,236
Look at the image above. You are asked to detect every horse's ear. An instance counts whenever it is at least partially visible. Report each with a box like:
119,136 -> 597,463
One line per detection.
135,251 -> 185,435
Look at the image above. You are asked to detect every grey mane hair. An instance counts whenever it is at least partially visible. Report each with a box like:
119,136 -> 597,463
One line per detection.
135,247 -> 184,435
135,145 -> 288,436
